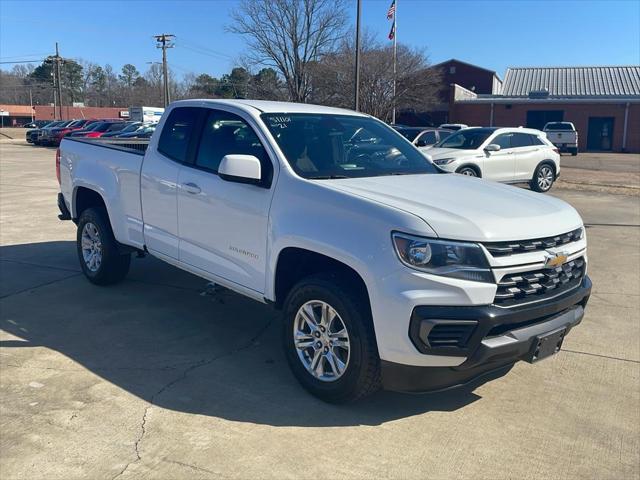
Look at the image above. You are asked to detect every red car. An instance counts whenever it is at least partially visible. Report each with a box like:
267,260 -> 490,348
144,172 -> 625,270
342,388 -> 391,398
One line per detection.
69,121 -> 127,138
48,119 -> 98,146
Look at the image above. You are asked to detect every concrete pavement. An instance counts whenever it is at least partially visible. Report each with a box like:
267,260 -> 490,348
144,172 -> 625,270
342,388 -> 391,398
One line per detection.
1,143 -> 638,479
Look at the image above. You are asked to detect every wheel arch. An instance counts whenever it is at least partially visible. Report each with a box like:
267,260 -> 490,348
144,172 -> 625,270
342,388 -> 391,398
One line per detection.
272,247 -> 372,314
455,163 -> 482,177
534,159 -> 557,178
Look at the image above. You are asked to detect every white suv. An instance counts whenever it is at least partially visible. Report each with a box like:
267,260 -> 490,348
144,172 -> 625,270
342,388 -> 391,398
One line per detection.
421,127 -> 560,192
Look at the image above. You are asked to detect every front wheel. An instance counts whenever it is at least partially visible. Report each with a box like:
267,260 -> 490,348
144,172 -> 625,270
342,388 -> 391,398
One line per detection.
530,163 -> 555,192
282,273 -> 381,403
77,207 -> 130,285
456,166 -> 478,177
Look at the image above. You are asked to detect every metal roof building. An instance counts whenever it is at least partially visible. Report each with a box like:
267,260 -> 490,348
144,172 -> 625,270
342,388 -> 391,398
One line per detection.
449,65 -> 640,153
501,66 -> 640,98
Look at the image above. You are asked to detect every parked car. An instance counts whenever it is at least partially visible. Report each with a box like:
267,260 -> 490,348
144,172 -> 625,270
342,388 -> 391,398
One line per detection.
114,125 -> 156,139
23,120 -> 50,129
393,126 -> 454,147
26,121 -> 58,143
69,121 -> 126,138
543,122 -> 578,156
439,123 -> 468,131
34,120 -> 74,145
422,127 -> 561,192
47,119 -> 98,146
57,99 -> 590,403
100,122 -> 143,138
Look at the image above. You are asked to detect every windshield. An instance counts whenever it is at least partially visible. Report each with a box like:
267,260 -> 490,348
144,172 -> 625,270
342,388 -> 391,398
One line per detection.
435,128 -> 495,150
262,113 -> 437,179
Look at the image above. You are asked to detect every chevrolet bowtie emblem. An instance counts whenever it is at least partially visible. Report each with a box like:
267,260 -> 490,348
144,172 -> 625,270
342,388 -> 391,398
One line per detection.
544,251 -> 568,269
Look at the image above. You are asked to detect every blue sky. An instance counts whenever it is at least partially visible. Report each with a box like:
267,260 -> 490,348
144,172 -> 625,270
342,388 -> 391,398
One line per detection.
1,0 -> 639,79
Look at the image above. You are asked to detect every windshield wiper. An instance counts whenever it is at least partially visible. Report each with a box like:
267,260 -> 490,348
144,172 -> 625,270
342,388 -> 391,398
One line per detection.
307,174 -> 349,180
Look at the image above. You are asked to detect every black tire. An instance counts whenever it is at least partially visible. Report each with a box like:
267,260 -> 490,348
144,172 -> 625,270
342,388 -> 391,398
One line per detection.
282,273 -> 381,403
456,166 -> 479,177
530,163 -> 556,192
76,207 -> 130,285
570,148 -> 578,156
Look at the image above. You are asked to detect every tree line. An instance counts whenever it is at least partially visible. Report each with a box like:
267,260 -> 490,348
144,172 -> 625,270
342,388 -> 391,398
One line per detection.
0,0 -> 442,122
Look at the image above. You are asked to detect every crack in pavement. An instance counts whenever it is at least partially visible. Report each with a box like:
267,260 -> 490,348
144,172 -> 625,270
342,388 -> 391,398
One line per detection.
562,348 -> 639,364
0,272 -> 83,300
111,317 -> 275,480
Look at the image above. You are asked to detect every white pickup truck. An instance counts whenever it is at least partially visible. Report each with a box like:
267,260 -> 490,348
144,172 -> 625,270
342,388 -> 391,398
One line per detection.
543,122 -> 579,156
57,99 -> 592,403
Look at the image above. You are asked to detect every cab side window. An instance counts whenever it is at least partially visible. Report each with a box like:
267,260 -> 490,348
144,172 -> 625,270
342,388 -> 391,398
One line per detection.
195,110 -> 273,185
492,133 -> 512,149
157,107 -> 201,163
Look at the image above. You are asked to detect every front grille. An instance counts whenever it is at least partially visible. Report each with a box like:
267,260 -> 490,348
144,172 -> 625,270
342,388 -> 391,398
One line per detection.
427,323 -> 476,348
494,257 -> 585,307
484,228 -> 583,256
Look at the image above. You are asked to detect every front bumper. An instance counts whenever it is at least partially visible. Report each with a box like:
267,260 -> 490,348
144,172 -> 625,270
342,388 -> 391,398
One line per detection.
381,275 -> 591,393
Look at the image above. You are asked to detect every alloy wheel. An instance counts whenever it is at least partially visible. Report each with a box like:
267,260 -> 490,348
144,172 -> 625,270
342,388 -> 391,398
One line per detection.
537,166 -> 554,191
293,300 -> 351,382
81,222 -> 103,272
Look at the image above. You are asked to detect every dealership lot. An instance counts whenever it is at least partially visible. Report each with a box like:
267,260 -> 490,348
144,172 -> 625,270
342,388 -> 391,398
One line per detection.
1,143 -> 638,479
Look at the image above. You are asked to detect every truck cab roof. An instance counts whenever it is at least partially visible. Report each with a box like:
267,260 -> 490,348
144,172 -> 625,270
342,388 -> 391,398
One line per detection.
169,99 -> 370,117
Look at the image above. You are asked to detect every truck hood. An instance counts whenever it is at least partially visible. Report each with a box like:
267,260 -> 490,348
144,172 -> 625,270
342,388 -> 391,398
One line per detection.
323,174 -> 582,241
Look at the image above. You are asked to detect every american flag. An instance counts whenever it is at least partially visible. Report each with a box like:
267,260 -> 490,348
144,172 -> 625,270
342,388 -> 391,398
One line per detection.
386,0 -> 396,20
388,22 -> 395,40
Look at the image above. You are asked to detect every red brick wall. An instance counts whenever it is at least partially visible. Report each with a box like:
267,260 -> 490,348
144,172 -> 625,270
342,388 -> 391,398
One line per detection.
435,60 -> 496,102
35,106 -> 128,121
450,101 -> 640,152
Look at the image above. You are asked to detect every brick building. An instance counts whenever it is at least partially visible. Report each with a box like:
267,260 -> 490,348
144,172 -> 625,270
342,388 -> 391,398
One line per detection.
397,59 -> 502,126
449,66 -> 640,152
0,104 -> 128,126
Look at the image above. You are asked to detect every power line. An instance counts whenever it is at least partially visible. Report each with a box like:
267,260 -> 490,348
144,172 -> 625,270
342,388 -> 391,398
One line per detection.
177,39 -> 234,60
0,60 -> 44,64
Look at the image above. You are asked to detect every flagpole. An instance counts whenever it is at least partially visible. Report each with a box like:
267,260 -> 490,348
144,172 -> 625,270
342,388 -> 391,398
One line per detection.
392,0 -> 397,124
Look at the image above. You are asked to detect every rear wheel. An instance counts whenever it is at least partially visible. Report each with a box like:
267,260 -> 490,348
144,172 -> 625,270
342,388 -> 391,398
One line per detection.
282,273 -> 381,403
570,148 -> 578,156
77,208 -> 130,285
530,163 -> 555,192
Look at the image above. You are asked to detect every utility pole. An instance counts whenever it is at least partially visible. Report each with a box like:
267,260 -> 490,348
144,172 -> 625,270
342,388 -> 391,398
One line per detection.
154,34 -> 175,107
47,43 -> 64,119
354,0 -> 362,111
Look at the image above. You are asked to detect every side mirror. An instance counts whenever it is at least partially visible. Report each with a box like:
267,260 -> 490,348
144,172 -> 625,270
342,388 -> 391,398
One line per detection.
218,154 -> 262,185
485,144 -> 501,152
416,139 -> 428,147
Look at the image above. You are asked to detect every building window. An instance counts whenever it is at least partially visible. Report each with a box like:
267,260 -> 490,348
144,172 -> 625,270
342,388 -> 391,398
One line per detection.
449,66 -> 456,74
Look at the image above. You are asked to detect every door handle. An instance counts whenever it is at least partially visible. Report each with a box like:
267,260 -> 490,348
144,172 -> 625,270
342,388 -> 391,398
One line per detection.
182,182 -> 201,194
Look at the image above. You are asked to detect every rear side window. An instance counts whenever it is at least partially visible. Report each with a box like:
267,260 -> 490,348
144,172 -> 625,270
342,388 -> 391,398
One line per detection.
158,107 -> 201,163
529,134 -> 545,145
511,133 -> 533,148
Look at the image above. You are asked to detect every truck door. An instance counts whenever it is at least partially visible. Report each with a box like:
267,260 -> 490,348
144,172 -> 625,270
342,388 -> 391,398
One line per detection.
176,108 -> 276,294
141,107 -> 201,259
483,133 -> 516,181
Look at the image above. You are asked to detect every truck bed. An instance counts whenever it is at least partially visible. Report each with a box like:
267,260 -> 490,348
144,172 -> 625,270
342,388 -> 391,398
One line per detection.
65,137 -> 150,155
59,136 -> 147,250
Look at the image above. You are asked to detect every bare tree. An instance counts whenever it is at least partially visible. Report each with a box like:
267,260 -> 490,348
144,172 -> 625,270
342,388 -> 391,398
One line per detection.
228,0 -> 348,102
310,32 -> 442,122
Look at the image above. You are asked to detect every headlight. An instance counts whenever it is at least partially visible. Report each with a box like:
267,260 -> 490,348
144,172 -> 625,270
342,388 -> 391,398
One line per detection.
392,232 -> 493,283
433,158 -> 456,165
